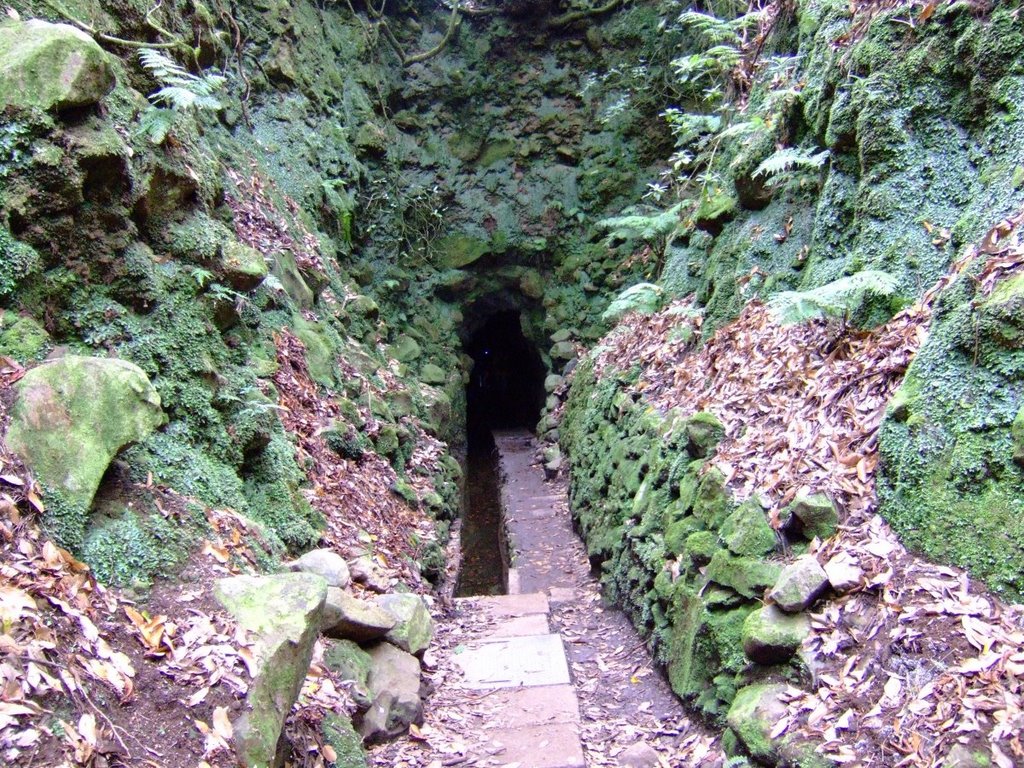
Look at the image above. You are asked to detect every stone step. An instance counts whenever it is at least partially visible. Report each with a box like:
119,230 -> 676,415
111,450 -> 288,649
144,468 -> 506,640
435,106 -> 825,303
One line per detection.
454,633 -> 571,689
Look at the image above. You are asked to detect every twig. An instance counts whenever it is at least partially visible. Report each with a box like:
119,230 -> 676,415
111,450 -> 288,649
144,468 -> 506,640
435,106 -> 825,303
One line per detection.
41,0 -> 188,52
547,0 -> 622,29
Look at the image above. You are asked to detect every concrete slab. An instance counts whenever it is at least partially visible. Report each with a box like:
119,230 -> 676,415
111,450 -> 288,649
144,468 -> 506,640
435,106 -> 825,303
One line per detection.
470,723 -> 586,768
476,685 -> 580,729
479,613 -> 550,640
455,634 -> 570,689
547,587 -> 576,604
468,592 -> 549,618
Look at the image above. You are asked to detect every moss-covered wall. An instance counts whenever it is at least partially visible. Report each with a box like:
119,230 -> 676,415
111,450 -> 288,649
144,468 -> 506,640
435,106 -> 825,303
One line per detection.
562,358 -> 827,723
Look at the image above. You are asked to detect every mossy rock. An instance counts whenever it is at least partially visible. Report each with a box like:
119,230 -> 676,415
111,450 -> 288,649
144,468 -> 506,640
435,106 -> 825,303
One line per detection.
720,500 -> 777,557
322,713 -> 370,767
0,20 -> 114,111
6,356 -> 166,548
435,234 -> 489,269
726,684 -> 789,762
692,468 -> 731,530
741,605 -> 810,665
0,311 -> 49,361
682,530 -> 718,567
684,412 -> 724,458
780,493 -> 839,541
705,550 -> 781,599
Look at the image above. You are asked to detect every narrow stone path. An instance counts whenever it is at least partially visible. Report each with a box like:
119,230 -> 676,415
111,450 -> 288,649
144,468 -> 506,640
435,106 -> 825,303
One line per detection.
371,431 -> 719,767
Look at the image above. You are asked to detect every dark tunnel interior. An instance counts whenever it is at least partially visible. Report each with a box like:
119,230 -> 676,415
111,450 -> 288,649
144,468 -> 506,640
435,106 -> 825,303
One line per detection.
465,310 -> 546,436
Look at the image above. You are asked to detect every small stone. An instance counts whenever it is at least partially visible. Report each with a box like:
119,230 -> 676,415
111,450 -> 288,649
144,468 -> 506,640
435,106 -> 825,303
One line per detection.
360,642 -> 423,742
374,593 -> 433,656
769,556 -> 829,612
391,335 -> 421,362
550,328 -> 572,343
781,493 -> 839,541
550,340 -> 576,360
219,240 -> 268,291
741,605 -> 810,665
322,588 -> 398,642
943,744 -> 993,768
544,373 -> 564,393
349,554 -> 390,592
618,741 -> 661,768
824,551 -> 863,593
287,548 -> 351,588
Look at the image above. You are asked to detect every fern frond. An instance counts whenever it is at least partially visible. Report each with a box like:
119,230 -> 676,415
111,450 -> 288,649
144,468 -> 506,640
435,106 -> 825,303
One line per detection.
768,270 -> 899,325
598,203 -> 683,242
677,11 -> 739,45
139,48 -> 225,111
753,147 -> 830,178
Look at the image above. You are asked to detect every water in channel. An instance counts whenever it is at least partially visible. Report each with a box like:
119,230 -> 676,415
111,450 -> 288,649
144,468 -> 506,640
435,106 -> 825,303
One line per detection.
456,426 -> 506,596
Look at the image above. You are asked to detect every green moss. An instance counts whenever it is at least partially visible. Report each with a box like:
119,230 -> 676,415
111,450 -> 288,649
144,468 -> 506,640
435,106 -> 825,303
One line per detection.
82,507 -> 194,588
0,227 -> 41,298
0,310 -> 49,361
720,501 -> 777,557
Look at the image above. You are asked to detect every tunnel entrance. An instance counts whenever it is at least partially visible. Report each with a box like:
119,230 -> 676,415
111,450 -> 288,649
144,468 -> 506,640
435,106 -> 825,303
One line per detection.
457,310 -> 546,596
465,310 -> 547,432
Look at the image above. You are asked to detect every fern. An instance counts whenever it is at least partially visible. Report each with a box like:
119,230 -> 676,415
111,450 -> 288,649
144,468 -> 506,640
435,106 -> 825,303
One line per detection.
597,203 -> 683,242
753,147 -> 830,179
768,270 -> 899,325
138,48 -> 226,111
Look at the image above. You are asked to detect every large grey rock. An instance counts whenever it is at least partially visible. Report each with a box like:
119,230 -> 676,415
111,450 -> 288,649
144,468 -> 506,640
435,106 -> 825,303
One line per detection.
287,548 -> 351,588
544,373 -> 564,393
322,588 -> 398,642
360,642 -> 423,742
373,593 -> 433,656
741,605 -> 810,665
214,574 -> 327,768
0,20 -> 115,111
5,356 -> 165,547
769,556 -> 829,612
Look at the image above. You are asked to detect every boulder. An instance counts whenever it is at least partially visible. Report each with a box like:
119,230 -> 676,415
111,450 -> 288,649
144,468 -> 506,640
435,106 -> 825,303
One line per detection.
769,556 -> 829,612
5,356 -> 165,547
0,20 -> 115,112
781,493 -> 839,541
323,639 -> 373,709
390,335 -> 421,363
322,588 -> 398,642
550,340 -> 576,360
214,574 -> 327,768
287,548 -> 351,588
360,642 -> 423,742
373,593 -> 433,656
741,605 -> 810,665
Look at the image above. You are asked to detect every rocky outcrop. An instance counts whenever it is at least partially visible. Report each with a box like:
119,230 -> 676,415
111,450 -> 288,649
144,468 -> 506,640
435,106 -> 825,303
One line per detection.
5,356 -> 165,547
214,573 -> 327,768
0,20 -> 115,111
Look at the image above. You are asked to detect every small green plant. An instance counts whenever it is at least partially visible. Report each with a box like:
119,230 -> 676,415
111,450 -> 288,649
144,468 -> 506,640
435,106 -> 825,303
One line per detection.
136,49 -> 226,144
753,146 -> 831,180
767,270 -> 899,325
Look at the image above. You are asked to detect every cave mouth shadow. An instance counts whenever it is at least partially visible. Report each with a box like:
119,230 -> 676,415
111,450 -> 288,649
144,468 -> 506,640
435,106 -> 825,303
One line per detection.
465,310 -> 546,441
